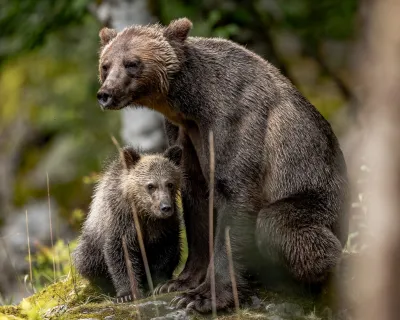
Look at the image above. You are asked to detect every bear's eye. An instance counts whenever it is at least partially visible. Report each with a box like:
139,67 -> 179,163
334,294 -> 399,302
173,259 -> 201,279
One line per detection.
101,64 -> 109,72
147,184 -> 156,192
167,183 -> 174,189
124,59 -> 141,74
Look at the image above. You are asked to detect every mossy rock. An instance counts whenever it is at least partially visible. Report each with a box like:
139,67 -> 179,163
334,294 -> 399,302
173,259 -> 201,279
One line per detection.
0,275 -> 102,320
0,251 -> 358,320
0,274 -> 346,320
1,251 -> 358,320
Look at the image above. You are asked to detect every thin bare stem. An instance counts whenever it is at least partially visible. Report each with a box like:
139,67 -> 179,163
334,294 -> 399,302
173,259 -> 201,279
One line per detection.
56,215 -> 61,277
111,135 -> 158,316
111,136 -> 126,170
47,173 -> 56,281
25,210 -> 33,293
67,242 -> 79,298
122,236 -> 141,320
122,235 -> 141,300
129,202 -> 158,316
225,226 -> 240,315
209,130 -> 217,318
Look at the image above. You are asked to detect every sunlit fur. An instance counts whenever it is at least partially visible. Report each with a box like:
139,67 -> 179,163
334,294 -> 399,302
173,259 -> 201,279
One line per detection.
98,24 -> 181,107
121,154 -> 181,219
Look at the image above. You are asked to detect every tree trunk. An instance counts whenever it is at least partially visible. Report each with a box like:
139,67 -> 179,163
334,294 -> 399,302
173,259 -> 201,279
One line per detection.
354,0 -> 400,319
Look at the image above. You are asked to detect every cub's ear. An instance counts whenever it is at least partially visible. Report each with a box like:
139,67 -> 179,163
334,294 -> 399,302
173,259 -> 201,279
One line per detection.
121,146 -> 141,168
164,145 -> 182,166
99,27 -> 117,47
164,18 -> 192,42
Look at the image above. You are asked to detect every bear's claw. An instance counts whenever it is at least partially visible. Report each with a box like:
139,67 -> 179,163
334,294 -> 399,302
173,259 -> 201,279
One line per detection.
113,294 -> 133,304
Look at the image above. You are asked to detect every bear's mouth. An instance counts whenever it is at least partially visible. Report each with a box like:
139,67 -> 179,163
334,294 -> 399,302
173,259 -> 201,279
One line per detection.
99,97 -> 131,111
100,104 -> 124,111
153,209 -> 175,219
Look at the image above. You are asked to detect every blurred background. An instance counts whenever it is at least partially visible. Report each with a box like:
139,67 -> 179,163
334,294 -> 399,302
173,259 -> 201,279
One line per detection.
0,0 -> 370,306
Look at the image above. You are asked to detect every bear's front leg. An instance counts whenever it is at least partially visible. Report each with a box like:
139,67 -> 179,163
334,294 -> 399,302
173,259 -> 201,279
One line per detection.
104,233 -> 143,302
171,205 -> 255,312
171,275 -> 237,313
73,234 -> 115,295
155,132 -> 210,294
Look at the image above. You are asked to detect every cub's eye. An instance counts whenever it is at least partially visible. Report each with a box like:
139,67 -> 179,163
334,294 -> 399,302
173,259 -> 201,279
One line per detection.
147,184 -> 155,192
124,59 -> 141,73
102,64 -> 109,72
167,183 -> 174,189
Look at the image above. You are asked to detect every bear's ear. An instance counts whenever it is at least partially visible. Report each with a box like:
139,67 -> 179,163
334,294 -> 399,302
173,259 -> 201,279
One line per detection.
164,145 -> 182,166
164,18 -> 192,42
121,147 -> 141,168
99,27 -> 117,47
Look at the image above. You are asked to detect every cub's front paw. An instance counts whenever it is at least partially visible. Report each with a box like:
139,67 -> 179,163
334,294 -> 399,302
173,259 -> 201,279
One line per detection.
113,294 -> 134,304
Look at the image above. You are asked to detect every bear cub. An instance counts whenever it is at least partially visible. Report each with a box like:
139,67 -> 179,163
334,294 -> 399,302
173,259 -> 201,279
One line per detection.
73,145 -> 182,301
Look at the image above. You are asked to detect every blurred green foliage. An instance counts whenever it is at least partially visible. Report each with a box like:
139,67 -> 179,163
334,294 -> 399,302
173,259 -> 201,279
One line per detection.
0,0 -> 358,302
29,239 -> 78,292
151,0 -> 357,49
277,0 -> 357,40
0,0 -> 92,64
1,5 -> 120,223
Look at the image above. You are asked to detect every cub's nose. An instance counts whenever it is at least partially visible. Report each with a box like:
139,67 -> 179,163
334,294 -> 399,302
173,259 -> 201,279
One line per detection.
97,90 -> 113,109
160,203 -> 172,214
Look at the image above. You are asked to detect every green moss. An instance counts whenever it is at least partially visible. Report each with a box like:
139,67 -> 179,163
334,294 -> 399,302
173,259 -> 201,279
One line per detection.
58,302 -> 140,320
0,280 -> 333,320
0,274 -> 108,319
0,305 -> 24,319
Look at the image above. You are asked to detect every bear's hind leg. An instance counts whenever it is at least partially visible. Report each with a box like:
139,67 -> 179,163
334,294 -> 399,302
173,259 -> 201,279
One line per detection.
255,195 -> 343,285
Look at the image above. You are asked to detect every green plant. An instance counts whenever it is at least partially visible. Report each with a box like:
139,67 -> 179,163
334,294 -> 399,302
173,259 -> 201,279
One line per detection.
27,239 -> 78,293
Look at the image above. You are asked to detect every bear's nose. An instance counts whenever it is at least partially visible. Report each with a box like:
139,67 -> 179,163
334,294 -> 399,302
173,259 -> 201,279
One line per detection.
97,90 -> 113,109
160,204 -> 172,213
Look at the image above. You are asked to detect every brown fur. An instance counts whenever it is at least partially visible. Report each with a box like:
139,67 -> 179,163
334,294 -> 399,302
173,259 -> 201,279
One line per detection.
99,28 -> 118,47
96,20 -> 191,125
95,18 -> 349,313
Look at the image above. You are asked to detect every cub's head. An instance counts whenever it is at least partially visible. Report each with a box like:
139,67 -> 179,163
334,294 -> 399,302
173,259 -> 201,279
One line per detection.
96,18 -> 192,110
120,145 -> 182,219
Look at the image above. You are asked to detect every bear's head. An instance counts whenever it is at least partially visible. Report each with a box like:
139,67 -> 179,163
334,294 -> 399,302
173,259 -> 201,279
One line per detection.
120,145 -> 182,219
96,18 -> 192,114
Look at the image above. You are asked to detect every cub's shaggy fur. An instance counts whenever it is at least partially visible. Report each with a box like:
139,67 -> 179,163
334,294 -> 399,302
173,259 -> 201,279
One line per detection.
73,146 -> 182,300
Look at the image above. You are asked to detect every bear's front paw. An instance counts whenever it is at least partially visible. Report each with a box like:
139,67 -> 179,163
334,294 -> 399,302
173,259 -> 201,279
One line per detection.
169,282 -> 236,313
113,294 -> 134,304
154,269 -> 205,295
154,277 -> 196,295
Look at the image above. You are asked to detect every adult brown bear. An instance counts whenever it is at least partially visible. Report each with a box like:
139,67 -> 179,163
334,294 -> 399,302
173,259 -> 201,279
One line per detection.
96,18 -> 349,312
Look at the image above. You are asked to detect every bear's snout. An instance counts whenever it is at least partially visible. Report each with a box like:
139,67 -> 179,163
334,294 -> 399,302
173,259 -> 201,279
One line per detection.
154,201 -> 174,218
160,203 -> 172,214
97,90 -> 113,109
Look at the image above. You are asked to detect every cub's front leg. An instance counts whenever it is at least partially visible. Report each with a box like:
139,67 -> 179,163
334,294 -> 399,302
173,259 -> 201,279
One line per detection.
104,232 -> 143,302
